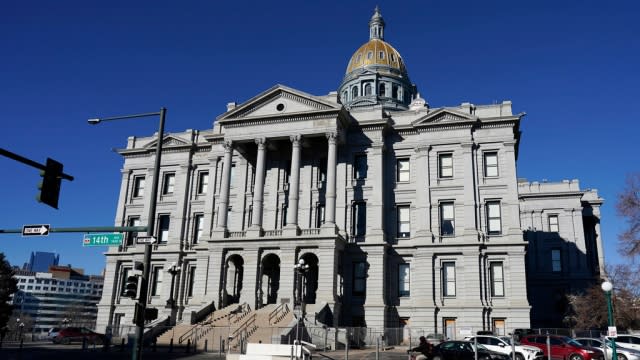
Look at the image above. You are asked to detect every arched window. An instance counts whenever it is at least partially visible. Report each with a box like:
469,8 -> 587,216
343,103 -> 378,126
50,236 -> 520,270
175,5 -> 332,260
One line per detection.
367,51 -> 373,60
364,83 -> 372,96
392,84 -> 398,99
352,86 -> 359,99
379,83 -> 386,97
342,91 -> 348,103
379,51 -> 385,59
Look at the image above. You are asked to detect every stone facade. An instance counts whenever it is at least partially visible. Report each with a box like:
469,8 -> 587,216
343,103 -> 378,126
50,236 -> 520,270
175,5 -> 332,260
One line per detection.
96,9 -> 604,337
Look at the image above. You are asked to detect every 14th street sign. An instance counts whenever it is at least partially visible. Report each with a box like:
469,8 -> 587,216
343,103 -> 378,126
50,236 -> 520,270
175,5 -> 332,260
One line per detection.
22,224 -> 50,236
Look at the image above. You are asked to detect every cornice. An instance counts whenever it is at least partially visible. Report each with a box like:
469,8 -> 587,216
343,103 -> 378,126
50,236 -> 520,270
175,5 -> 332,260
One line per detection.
221,109 -> 341,128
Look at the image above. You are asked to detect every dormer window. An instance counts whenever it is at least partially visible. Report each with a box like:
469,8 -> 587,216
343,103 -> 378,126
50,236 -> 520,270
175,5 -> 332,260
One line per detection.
356,54 -> 362,63
367,51 -> 373,60
390,53 -> 395,62
379,51 -> 385,59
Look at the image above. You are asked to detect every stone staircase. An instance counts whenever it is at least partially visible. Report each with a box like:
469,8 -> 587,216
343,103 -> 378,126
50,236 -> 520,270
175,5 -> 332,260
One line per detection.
154,302 -> 293,352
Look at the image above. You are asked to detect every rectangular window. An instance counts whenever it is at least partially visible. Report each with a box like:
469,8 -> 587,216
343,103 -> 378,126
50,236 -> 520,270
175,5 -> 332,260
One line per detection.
318,158 -> 327,187
397,205 -> 410,238
193,214 -> 204,244
187,266 -> 196,297
439,153 -> 453,178
549,214 -> 559,232
396,158 -> 410,182
133,176 -> 145,198
398,264 -> 410,297
442,262 -> 456,297
484,152 -> 498,177
162,173 -> 175,195
353,262 -> 366,295
229,163 -> 236,188
197,171 -> 209,194
444,318 -> 456,341
151,266 -> 163,296
354,154 -> 368,180
551,249 -> 562,272
352,201 -> 366,238
486,201 -> 502,235
316,203 -> 325,228
440,202 -> 455,236
490,262 -> 504,297
126,216 -> 141,246
492,319 -> 506,336
157,214 -> 170,243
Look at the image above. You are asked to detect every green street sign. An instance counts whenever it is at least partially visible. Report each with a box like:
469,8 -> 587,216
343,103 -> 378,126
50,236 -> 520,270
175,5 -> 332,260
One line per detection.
83,233 -> 123,247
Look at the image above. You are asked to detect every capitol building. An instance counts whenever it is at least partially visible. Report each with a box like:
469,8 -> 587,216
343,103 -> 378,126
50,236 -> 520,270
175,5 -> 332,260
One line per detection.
97,8 -> 604,340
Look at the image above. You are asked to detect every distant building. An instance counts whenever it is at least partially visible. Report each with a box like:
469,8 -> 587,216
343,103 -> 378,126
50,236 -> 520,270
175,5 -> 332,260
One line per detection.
96,8 -> 604,338
24,251 -> 59,272
12,265 -> 104,334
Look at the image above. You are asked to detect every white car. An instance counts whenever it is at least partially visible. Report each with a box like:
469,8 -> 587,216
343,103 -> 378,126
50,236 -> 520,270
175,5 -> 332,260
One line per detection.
465,335 -> 544,360
574,337 -> 640,360
615,336 -> 640,352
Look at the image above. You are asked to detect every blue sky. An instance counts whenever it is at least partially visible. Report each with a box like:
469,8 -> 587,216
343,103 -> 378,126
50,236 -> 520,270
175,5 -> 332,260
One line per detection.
1,0 -> 638,275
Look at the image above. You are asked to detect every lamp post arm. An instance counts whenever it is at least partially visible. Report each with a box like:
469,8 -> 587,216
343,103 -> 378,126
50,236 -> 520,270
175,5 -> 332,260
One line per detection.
89,111 -> 162,123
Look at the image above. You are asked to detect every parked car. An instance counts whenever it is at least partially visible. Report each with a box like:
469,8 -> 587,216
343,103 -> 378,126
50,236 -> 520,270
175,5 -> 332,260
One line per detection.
519,335 -> 603,360
465,335 -> 544,360
432,340 -> 511,360
574,337 -> 640,360
615,336 -> 640,352
53,327 -> 105,345
514,329 -> 537,342
47,327 -> 61,341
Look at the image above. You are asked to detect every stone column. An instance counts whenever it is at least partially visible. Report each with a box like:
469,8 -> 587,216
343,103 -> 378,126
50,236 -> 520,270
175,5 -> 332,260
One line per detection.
285,135 -> 302,235
250,138 -> 267,232
367,143 -> 385,242
215,141 -> 233,234
414,145 -> 432,240
322,132 -> 338,234
592,206 -> 606,276
461,142 -> 479,240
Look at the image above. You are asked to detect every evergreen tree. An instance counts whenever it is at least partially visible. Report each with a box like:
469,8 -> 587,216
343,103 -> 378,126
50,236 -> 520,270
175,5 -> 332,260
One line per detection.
0,253 -> 18,330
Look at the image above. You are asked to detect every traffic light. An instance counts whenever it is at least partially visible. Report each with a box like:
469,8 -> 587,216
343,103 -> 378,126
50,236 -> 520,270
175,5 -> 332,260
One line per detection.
36,158 -> 64,209
124,274 -> 140,299
124,261 -> 145,299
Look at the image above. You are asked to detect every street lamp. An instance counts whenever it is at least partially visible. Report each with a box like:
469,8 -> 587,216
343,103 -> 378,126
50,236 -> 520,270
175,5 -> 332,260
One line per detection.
601,280 -> 618,360
88,107 -> 167,360
166,262 -> 181,309
18,322 -> 24,341
294,258 -> 309,349
62,318 -> 70,327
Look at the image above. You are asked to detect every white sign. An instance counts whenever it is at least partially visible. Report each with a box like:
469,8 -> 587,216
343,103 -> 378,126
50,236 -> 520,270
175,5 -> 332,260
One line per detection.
608,326 -> 617,337
136,236 -> 157,244
459,327 -> 472,336
22,224 -> 50,236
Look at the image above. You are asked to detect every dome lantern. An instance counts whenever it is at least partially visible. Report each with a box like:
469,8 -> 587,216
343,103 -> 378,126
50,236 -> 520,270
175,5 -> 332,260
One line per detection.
369,6 -> 385,40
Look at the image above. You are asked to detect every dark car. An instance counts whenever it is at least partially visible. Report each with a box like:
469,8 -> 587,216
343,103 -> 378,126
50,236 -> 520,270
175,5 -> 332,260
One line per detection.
519,335 -> 603,360
432,340 -> 510,360
53,327 -> 105,345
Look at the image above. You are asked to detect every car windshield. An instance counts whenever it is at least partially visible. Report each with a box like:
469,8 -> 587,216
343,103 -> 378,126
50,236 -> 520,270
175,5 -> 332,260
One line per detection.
500,337 -> 513,345
566,339 -> 583,347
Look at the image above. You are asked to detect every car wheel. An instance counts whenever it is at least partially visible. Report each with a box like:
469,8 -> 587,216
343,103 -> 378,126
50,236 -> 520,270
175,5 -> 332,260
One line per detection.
93,338 -> 103,345
479,356 -> 491,360
433,355 -> 443,360
515,353 -> 525,360
568,354 -> 584,360
617,355 -> 627,360
61,337 -> 71,345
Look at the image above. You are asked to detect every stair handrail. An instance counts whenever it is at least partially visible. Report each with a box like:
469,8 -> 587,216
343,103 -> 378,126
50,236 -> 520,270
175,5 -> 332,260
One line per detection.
268,302 -> 290,325
190,300 -> 216,325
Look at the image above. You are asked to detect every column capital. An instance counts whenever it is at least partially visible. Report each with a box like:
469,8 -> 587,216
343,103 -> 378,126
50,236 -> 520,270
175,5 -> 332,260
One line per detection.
460,142 -> 475,150
255,137 -> 266,148
326,132 -> 337,144
290,135 -> 302,146
223,140 -> 233,152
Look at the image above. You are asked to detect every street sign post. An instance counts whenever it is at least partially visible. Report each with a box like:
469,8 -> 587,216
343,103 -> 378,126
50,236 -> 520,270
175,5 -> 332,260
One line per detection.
83,233 -> 124,247
136,236 -> 156,244
22,224 -> 50,237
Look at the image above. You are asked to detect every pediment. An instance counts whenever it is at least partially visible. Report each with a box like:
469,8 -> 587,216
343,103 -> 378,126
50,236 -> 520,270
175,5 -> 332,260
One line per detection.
217,84 -> 340,121
411,108 -> 477,126
144,135 -> 190,149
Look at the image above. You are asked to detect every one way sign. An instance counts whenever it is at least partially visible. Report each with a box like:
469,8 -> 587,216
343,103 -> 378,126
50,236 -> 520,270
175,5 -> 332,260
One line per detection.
22,224 -> 50,237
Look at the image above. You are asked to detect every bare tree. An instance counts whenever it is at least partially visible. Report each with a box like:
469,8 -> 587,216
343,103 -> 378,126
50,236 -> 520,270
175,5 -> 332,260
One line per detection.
617,172 -> 640,258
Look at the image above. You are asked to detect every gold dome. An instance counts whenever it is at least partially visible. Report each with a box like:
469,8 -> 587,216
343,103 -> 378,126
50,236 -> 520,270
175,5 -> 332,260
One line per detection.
345,39 -> 407,75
